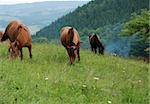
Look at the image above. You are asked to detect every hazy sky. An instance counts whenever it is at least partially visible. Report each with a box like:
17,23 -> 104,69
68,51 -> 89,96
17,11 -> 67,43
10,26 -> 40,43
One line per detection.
0,0 -> 90,5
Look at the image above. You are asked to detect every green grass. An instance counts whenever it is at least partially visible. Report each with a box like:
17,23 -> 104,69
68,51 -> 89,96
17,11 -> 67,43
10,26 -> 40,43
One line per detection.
0,43 -> 149,104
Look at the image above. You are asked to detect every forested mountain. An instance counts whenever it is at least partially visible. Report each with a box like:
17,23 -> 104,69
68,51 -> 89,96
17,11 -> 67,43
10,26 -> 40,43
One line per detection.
0,1 -> 88,34
36,0 -> 149,57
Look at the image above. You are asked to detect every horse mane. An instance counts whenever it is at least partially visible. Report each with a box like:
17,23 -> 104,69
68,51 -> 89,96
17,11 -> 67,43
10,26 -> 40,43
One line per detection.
92,33 -> 101,41
68,27 -> 75,46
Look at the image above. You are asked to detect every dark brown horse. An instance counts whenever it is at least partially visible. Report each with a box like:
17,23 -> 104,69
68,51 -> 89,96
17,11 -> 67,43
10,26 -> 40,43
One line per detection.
89,33 -> 104,54
1,21 -> 32,60
60,26 -> 80,64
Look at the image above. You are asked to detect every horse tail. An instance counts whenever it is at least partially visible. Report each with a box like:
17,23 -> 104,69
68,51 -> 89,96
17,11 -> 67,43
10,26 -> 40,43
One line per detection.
0,23 -> 13,41
94,34 -> 104,49
1,31 -> 8,41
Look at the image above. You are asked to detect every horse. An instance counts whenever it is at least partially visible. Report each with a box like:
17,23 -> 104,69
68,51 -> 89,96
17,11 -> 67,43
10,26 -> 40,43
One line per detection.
89,33 -> 104,55
1,21 -> 32,60
60,26 -> 80,64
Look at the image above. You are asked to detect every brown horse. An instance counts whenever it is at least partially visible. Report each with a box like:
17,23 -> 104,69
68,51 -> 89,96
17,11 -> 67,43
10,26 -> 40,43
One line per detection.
1,21 -> 32,60
60,26 -> 80,64
89,33 -> 104,54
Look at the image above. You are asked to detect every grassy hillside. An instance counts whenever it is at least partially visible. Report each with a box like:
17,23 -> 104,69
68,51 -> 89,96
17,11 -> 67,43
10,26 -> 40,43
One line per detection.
0,43 -> 149,104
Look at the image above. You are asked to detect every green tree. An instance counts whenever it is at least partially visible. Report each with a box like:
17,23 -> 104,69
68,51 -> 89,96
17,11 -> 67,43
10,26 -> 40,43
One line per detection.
121,9 -> 150,58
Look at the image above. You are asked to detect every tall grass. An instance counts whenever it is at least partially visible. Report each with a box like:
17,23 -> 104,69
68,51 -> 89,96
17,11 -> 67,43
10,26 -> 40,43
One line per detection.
0,43 -> 149,104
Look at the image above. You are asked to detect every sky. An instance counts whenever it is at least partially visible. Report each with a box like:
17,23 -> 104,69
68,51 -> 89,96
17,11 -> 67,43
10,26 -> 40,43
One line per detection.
0,0 -> 90,5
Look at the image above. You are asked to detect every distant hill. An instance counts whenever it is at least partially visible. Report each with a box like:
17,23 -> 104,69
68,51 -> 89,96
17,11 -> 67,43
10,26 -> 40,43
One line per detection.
0,1 -> 88,34
36,0 -> 149,56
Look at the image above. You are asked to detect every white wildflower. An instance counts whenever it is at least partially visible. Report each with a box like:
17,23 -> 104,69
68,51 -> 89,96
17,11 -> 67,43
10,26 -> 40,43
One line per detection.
82,84 -> 86,88
138,80 -> 141,83
107,100 -> 112,104
93,77 -> 99,80
45,77 -> 48,80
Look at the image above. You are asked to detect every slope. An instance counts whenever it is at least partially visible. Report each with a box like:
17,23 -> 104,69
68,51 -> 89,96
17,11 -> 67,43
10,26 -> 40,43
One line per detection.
0,43 -> 149,104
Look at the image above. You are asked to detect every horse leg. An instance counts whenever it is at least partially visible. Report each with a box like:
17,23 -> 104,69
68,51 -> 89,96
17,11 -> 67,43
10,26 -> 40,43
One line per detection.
20,48 -> 23,60
77,48 -> 80,61
66,48 -> 72,64
28,45 -> 32,59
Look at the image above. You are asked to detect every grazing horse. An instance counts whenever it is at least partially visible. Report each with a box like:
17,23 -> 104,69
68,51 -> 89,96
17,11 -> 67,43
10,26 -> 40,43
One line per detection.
89,33 -> 104,54
1,21 -> 32,60
60,26 -> 80,64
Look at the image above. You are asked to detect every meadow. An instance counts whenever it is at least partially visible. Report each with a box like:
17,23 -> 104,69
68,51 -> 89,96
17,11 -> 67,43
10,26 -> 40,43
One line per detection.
0,43 -> 149,104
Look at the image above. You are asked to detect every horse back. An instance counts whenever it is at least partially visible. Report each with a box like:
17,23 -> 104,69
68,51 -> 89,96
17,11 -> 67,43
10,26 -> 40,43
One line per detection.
16,25 -> 32,47
5,21 -> 22,42
60,26 -> 80,47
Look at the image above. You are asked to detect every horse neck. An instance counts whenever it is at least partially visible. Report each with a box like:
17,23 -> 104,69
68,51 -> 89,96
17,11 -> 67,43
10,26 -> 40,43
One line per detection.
68,29 -> 74,46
